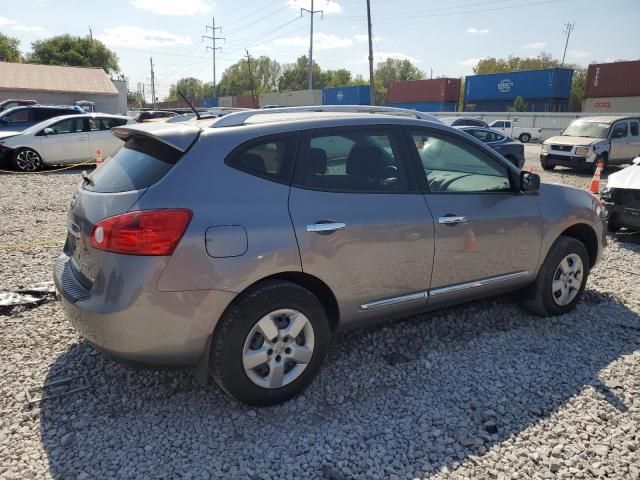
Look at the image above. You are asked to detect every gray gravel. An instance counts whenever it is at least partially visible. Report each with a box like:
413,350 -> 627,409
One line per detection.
1,152 -> 639,480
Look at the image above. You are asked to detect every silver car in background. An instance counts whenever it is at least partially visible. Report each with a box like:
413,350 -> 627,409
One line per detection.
0,113 -> 133,171
54,106 -> 606,406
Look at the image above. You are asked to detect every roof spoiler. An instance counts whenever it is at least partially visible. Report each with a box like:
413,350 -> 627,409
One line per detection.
210,105 -> 443,128
112,122 -> 201,152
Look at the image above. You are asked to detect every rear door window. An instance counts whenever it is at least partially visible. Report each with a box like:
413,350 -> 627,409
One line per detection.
630,121 -> 639,137
226,135 -> 296,184
4,109 -> 30,123
84,135 -> 181,193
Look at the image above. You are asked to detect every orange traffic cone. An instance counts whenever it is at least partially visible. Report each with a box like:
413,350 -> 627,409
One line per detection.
463,227 -> 478,253
588,161 -> 603,194
95,149 -> 103,167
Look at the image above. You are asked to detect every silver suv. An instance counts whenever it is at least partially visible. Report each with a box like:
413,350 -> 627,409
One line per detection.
55,106 -> 606,405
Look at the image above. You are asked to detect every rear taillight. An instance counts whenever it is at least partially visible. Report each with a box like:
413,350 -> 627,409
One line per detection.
90,209 -> 192,256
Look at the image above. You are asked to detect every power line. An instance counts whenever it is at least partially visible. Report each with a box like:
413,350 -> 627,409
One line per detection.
561,21 -> 575,66
301,0 -> 323,90
203,17 -> 225,95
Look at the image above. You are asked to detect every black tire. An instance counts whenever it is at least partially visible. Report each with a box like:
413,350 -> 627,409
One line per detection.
523,236 -> 590,316
591,153 -> 608,174
11,148 -> 43,172
607,216 -> 621,232
540,157 -> 555,171
519,133 -> 531,143
211,280 -> 330,406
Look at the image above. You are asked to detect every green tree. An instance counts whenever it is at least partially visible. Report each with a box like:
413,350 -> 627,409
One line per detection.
0,33 -> 21,62
278,55 -> 322,91
127,90 -> 144,108
167,77 -> 204,101
373,58 -> 425,105
218,56 -> 281,96
321,69 -> 352,87
28,35 -> 119,73
569,67 -> 586,112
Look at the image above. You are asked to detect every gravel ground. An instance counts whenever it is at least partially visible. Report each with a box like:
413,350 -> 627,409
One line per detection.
1,148 -> 639,480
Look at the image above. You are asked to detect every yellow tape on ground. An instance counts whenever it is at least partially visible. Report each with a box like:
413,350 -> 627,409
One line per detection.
0,236 -> 66,251
0,160 -> 96,174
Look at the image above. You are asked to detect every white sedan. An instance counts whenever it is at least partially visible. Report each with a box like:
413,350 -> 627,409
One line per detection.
0,113 -> 133,172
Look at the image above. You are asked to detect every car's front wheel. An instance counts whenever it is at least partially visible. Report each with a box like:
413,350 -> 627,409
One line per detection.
211,280 -> 330,406
523,236 -> 590,316
12,148 -> 43,172
540,157 -> 555,171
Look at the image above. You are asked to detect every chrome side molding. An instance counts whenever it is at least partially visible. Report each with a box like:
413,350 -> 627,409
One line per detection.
430,271 -> 529,297
361,291 -> 427,310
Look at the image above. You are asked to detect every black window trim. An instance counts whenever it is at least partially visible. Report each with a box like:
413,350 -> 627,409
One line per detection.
224,131 -> 300,186
291,124 -> 421,195
402,126 -> 519,195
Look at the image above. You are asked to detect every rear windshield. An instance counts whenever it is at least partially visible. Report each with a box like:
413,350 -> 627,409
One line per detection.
84,135 -> 181,193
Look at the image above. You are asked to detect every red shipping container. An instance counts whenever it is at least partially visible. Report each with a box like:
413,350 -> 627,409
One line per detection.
233,94 -> 259,108
387,78 -> 461,103
586,60 -> 640,98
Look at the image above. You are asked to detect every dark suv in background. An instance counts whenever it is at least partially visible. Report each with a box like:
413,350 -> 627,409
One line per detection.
0,105 -> 85,132
0,99 -> 38,113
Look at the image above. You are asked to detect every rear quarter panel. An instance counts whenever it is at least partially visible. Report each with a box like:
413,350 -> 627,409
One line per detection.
135,128 -> 302,294
535,183 -> 605,270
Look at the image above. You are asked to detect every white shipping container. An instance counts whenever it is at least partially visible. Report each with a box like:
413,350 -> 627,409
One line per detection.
582,96 -> 640,113
218,96 -> 233,107
259,90 -> 322,107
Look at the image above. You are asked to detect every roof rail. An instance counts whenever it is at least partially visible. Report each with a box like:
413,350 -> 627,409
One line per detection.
209,105 -> 442,128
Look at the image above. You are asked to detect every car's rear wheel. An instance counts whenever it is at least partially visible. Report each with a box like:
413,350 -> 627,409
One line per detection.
523,236 -> 590,316
211,280 -> 330,406
519,133 -> 531,143
12,148 -> 43,172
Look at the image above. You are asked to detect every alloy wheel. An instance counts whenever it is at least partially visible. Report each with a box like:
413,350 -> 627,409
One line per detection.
242,309 -> 315,389
551,253 -> 584,306
15,150 -> 42,172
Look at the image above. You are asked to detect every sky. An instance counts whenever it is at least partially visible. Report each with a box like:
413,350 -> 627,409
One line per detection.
1,0 -> 639,100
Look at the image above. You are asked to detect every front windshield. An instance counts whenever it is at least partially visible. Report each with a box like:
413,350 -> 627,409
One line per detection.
562,120 -> 609,138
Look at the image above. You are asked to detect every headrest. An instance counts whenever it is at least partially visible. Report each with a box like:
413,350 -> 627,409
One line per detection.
309,148 -> 327,174
346,145 -> 384,178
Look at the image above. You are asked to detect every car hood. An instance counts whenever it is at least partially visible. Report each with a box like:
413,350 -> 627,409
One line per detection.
544,136 -> 599,146
606,164 -> 640,190
0,131 -> 21,140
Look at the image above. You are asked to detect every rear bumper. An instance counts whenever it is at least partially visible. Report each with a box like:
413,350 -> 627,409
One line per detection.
54,254 -> 237,366
540,152 -> 591,169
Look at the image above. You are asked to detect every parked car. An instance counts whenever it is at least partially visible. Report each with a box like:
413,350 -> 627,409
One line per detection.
54,106 -> 605,406
134,110 -> 178,123
0,99 -> 38,112
489,119 -> 542,143
440,117 -> 488,127
540,116 -> 640,172
0,114 -> 132,171
457,126 -> 525,168
0,105 -> 85,132
165,108 -> 248,123
601,157 -> 640,232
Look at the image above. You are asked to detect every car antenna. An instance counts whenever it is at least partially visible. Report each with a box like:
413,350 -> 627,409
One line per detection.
178,91 -> 201,120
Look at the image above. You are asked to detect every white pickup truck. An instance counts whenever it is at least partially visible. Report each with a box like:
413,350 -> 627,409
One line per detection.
489,119 -> 542,143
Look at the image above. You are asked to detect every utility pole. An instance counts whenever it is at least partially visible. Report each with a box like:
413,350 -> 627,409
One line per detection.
149,57 -> 156,109
561,21 -> 575,67
203,17 -> 225,97
301,0 -> 323,90
245,50 -> 256,97
89,26 -> 93,42
366,0 -> 374,105
142,83 -> 146,106
430,68 -> 433,79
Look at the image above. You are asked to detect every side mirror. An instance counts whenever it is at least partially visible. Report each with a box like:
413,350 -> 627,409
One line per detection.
520,171 -> 540,193
43,127 -> 54,135
632,157 -> 640,166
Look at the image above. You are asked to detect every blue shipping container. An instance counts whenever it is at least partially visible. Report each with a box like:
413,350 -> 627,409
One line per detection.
387,101 -> 459,112
464,68 -> 573,101
201,97 -> 219,108
323,85 -> 371,105
463,98 -> 570,113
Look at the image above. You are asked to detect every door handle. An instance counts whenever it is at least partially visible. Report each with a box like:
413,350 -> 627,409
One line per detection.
306,222 -> 346,233
438,215 -> 467,226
